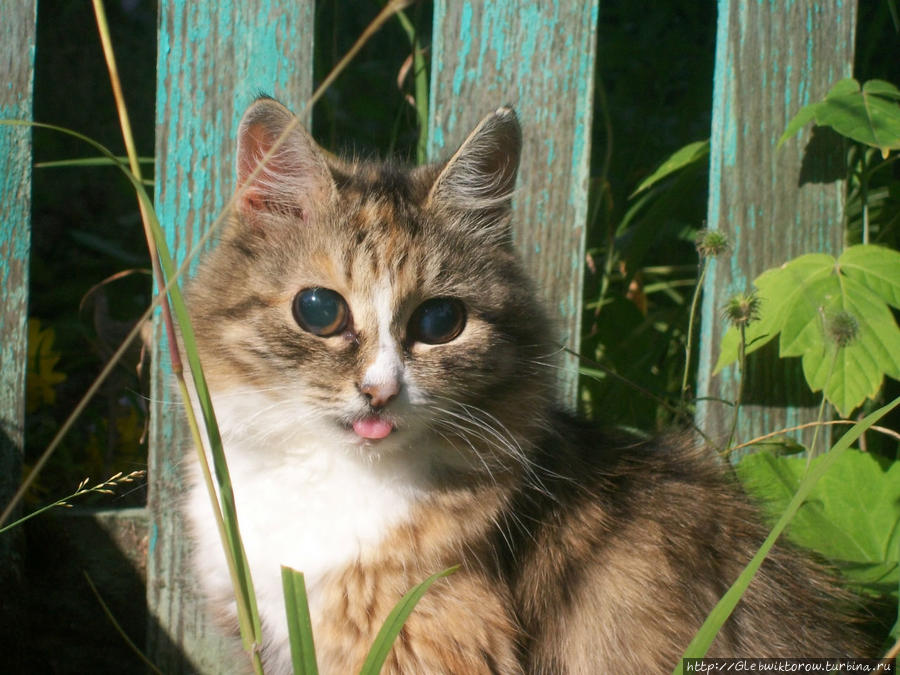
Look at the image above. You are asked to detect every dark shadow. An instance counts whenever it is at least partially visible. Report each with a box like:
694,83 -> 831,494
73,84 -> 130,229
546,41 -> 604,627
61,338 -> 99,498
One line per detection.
797,125 -> 846,187
0,428 -> 26,673
18,506 -> 195,675
741,340 -> 819,408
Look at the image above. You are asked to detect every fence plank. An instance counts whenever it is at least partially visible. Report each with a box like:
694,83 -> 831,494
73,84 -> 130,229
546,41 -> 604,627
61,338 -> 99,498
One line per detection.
428,0 -> 598,407
0,0 -> 37,665
695,1 -> 857,449
148,2 -> 314,671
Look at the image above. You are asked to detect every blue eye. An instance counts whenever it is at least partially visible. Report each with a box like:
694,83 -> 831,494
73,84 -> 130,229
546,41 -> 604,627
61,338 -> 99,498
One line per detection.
292,288 -> 349,336
409,298 -> 466,345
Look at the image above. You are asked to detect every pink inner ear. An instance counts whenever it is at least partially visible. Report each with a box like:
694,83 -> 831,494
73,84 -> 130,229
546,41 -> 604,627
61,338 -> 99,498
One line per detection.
238,126 -> 272,181
233,107 -> 336,223
236,124 -> 278,216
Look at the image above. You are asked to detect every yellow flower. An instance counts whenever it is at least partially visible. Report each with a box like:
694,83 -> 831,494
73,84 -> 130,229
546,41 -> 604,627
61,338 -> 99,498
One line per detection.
26,319 -> 67,413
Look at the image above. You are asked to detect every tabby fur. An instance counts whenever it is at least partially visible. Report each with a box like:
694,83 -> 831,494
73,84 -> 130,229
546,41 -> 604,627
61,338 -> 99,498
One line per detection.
183,98 -> 871,674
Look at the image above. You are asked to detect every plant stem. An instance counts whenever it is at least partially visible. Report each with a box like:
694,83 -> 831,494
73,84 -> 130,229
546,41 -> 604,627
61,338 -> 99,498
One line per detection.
808,349 -> 838,461
861,152 -> 870,245
681,258 -> 709,411
85,571 -> 166,675
176,375 -> 265,673
91,0 -> 182,376
1,471 -> 145,535
725,323 -> 747,453
727,419 -> 900,454
395,6 -> 428,164
0,498 -> 69,535
92,2 -> 264,669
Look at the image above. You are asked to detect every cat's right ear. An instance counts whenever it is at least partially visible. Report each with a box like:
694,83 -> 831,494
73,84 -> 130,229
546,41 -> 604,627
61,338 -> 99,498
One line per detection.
235,98 -> 336,226
426,107 -> 521,239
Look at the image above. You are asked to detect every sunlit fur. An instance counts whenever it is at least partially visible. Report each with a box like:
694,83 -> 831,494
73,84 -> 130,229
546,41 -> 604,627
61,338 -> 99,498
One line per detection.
183,99 -> 872,674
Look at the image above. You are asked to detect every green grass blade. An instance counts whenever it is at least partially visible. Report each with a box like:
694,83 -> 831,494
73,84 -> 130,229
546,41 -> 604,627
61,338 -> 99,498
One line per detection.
672,395 -> 900,674
395,7 -> 429,164
139,184 -> 265,651
282,567 -> 319,675
630,139 -> 709,196
359,566 -> 458,675
35,155 -> 154,168
0,120 -> 265,660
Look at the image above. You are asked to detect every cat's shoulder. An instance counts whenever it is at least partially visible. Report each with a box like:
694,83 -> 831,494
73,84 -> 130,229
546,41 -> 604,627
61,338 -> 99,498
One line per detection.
539,411 -> 731,490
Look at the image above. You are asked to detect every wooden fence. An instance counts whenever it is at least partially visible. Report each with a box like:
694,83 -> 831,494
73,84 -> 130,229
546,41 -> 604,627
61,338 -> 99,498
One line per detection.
0,1 -> 855,671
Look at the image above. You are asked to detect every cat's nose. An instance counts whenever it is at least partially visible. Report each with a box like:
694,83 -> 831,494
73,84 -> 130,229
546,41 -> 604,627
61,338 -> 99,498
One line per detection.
360,379 -> 400,409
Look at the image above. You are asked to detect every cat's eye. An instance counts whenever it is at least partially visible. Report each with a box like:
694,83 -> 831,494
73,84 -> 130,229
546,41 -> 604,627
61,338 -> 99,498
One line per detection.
408,298 -> 466,345
293,287 -> 350,337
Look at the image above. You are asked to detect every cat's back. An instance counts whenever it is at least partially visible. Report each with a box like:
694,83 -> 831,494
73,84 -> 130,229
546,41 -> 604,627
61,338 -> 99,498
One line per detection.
497,416 -> 873,672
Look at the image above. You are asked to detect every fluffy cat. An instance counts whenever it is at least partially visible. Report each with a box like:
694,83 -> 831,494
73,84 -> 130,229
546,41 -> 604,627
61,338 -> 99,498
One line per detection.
183,97 -> 871,674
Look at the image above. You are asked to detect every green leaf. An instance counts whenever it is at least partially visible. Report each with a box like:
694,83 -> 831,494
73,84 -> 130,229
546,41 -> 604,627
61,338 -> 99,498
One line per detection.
714,253 -> 834,374
801,276 -> 900,416
630,139 -> 709,196
827,77 -> 867,98
358,566 -> 457,675
778,78 -> 900,155
777,101 -> 820,148
736,449 -> 900,572
715,245 -> 900,416
282,567 -> 319,675
863,79 -> 900,101
673,396 -> 900,673
840,244 -> 900,308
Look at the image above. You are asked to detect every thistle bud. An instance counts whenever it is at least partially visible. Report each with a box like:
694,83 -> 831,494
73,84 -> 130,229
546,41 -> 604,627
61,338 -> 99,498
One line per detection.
696,229 -> 730,258
723,292 -> 761,328
825,310 -> 859,348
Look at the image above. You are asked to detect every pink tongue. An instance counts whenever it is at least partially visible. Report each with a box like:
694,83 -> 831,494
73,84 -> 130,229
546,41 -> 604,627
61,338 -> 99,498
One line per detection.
352,417 -> 394,440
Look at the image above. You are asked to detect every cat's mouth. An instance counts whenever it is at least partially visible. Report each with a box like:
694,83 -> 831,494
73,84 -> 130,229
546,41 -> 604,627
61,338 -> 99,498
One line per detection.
347,415 -> 395,441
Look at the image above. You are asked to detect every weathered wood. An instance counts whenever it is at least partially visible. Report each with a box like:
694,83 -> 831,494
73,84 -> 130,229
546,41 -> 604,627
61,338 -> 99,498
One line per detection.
0,0 -> 37,666
148,2 -> 314,671
428,0 -> 598,407
695,1 -> 857,449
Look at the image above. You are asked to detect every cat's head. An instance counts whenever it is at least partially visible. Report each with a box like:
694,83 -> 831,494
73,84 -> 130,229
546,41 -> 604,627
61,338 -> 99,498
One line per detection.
186,98 -> 555,476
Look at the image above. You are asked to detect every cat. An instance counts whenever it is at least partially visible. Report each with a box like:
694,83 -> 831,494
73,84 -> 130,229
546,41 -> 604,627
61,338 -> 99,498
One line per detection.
183,97 -> 873,674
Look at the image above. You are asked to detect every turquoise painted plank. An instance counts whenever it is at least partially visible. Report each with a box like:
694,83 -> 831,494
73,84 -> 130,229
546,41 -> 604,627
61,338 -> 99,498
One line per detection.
429,0 -> 599,408
695,0 -> 857,451
148,1 -> 314,671
0,0 -> 37,665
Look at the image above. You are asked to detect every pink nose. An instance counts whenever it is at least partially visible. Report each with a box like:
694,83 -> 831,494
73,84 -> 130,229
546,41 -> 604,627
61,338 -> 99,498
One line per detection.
360,380 -> 400,409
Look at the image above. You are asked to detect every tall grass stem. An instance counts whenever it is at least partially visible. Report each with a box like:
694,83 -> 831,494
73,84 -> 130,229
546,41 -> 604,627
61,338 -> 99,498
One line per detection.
92,1 -> 265,666
724,324 -> 746,452
681,259 -> 709,410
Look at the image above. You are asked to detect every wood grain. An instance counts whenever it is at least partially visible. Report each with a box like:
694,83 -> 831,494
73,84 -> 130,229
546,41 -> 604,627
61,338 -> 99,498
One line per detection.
428,0 -> 599,407
0,0 -> 37,665
695,0 -> 857,450
148,1 -> 313,670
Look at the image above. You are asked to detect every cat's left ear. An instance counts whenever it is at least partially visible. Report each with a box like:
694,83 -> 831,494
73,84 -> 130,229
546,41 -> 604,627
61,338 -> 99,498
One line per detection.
426,107 -> 521,235
234,97 -> 336,225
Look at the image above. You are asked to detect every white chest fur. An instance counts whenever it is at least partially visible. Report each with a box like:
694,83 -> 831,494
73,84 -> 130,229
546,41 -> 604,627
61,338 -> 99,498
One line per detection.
184,393 -> 425,666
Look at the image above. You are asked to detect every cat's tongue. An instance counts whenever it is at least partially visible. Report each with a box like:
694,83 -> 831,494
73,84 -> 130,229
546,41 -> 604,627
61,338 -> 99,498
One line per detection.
352,416 -> 394,440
